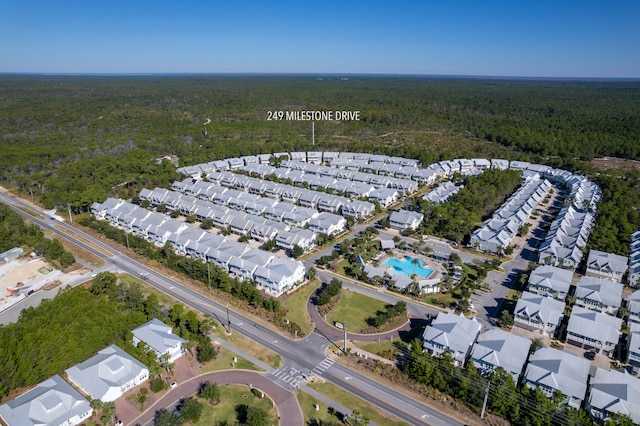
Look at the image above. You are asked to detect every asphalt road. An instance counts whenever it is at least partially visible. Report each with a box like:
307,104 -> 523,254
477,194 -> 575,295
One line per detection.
0,192 -> 463,426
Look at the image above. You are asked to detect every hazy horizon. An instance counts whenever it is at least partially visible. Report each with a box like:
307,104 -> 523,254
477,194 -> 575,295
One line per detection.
1,1 -> 638,78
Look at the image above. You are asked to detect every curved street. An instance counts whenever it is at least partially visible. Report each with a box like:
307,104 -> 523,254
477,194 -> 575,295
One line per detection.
130,370 -> 302,426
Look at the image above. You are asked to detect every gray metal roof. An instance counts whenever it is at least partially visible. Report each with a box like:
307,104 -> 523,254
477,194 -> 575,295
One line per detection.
0,375 -> 92,426
524,347 -> 590,402
132,319 -> 186,359
65,345 -> 148,402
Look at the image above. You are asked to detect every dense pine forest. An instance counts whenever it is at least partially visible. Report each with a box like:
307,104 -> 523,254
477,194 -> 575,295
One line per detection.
0,75 -> 639,253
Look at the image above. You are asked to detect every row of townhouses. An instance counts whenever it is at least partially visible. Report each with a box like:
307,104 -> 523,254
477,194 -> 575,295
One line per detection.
421,312 -> 640,422
515,260 -> 632,356
422,180 -> 464,204
171,171 -> 376,221
0,319 -> 185,426
629,231 -> 640,288
469,177 -> 551,254
536,169 -> 601,271
139,185 -> 345,251
91,199 -> 305,297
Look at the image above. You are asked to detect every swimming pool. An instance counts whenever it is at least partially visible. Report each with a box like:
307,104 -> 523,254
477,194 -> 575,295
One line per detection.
382,256 -> 433,279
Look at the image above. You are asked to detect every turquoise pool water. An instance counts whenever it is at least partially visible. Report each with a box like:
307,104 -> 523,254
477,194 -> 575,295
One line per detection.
382,256 -> 433,279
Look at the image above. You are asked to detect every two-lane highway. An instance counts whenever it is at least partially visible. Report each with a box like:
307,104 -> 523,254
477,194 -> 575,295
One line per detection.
0,192 -> 463,426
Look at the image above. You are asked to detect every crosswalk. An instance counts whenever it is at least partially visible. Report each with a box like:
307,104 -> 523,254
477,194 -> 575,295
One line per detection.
272,367 -> 304,387
272,357 -> 336,388
311,357 -> 335,376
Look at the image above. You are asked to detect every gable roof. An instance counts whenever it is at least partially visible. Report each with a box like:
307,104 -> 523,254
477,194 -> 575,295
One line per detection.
0,375 -> 92,426
65,345 -> 148,402
567,306 -> 622,344
471,328 -> 530,378
588,368 -> 640,423
422,313 -> 482,356
514,291 -> 565,325
525,347 -> 590,401
132,319 -> 186,357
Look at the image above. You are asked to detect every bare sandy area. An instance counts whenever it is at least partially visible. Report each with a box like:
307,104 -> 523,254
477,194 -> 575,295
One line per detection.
0,258 -> 51,300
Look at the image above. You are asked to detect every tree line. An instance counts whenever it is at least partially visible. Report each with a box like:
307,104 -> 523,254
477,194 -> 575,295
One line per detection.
0,203 -> 75,268
410,169 -> 523,243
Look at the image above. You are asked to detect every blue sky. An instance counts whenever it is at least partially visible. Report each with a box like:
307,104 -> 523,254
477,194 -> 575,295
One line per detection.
1,0 -> 638,77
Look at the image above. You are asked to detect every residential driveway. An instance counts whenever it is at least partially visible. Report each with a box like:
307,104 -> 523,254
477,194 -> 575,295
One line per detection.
128,370 -> 302,426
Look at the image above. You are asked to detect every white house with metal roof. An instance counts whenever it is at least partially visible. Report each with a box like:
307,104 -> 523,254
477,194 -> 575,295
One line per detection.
514,291 -> 565,337
422,312 -> 482,367
627,323 -> 640,366
253,257 -> 305,297
586,250 -> 628,283
0,374 -> 93,426
65,345 -> 149,402
470,328 -> 530,382
566,306 -> 622,355
526,265 -> 573,301
574,276 -> 623,316
587,368 -> 640,424
389,209 -> 423,232
523,347 -> 590,409
132,318 -> 187,363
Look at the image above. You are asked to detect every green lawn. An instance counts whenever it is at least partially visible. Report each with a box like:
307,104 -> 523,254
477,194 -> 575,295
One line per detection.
353,337 -> 407,358
211,328 -> 282,370
281,279 -> 320,336
326,290 -> 388,332
192,385 -> 277,425
306,382 -> 409,426
200,347 -> 261,373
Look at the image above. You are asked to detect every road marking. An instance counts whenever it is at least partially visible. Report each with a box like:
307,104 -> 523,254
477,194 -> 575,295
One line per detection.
421,414 -> 431,419
345,376 -> 352,380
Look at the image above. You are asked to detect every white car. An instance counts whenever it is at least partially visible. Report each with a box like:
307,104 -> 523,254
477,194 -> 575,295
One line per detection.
170,381 -> 177,389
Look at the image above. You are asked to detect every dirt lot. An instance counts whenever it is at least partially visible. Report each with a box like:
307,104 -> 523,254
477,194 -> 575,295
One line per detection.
0,257 -> 92,307
590,157 -> 640,171
0,258 -> 51,300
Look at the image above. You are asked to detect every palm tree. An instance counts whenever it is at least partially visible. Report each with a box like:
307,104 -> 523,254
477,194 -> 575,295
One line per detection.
412,257 -> 420,276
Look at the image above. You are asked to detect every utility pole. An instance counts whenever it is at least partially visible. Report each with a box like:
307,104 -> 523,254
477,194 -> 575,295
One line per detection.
343,321 -> 347,354
480,379 -> 490,419
125,232 -> 130,250
226,304 -> 231,333
207,262 -> 211,289
67,204 -> 73,223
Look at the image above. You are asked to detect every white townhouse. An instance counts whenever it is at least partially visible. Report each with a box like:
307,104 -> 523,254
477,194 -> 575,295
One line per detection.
388,209 -> 423,232
628,290 -> 640,325
566,306 -> 622,356
513,291 -> 565,337
628,323 -> 640,367
526,265 -> 573,301
524,347 -> 590,409
132,318 -> 187,363
587,368 -> 640,424
307,213 -> 347,236
253,257 -> 306,297
586,250 -> 628,283
574,276 -> 623,316
0,375 -> 93,426
470,328 -> 530,383
341,200 -> 375,220
65,345 -> 149,402
422,313 -> 482,367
